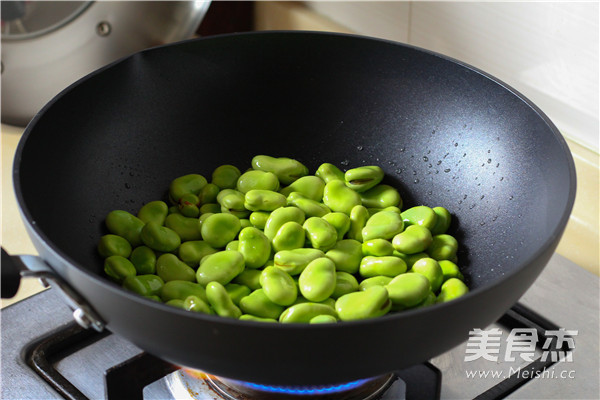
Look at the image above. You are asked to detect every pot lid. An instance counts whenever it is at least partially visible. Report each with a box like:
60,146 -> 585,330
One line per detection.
1,1 -> 92,40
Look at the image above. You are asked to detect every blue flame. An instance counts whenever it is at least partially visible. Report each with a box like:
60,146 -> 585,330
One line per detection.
238,378 -> 372,395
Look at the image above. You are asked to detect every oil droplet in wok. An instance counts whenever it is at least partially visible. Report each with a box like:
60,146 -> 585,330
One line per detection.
356,145 -> 363,151
340,160 -> 349,166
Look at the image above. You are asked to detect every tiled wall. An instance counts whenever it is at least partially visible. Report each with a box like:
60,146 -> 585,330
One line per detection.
306,1 -> 599,153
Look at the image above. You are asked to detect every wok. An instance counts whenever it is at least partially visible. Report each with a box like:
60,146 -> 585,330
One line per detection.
4,31 -> 575,385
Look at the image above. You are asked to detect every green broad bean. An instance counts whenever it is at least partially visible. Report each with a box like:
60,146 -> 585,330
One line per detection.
239,314 -> 278,323
385,273 -> 430,308
200,203 -> 221,214
260,266 -> 297,306
279,302 -> 337,323
178,240 -> 217,268
438,260 -> 464,282
232,269 -> 262,290
436,278 -> 469,303
249,211 -> 270,230
310,315 -> 338,324
331,271 -> 359,299
216,188 -> 238,204
263,206 -> 305,240
359,256 -> 407,278
196,250 -> 245,286
358,276 -> 393,291
416,292 -> 437,308
286,192 -> 331,218
430,206 -> 451,235
360,184 -> 402,209
292,296 -> 336,309
165,299 -> 185,309
198,212 -> 214,229
392,225 -> 433,254
98,234 -> 132,258
105,210 -> 145,247
321,212 -> 351,241
325,239 -> 363,274
160,280 -> 207,303
169,174 -> 207,204
410,257 -> 444,293
303,217 -> 338,251
401,206 -> 438,231
395,251 -> 429,269
367,206 -> 402,216
164,213 -> 202,241
362,210 -> 404,241
219,190 -> 250,218
156,254 -> 196,282
225,240 -> 239,251
273,248 -> 325,275
178,193 -> 200,218
122,274 -> 164,297
140,221 -> 181,252
212,165 -> 241,189
347,205 -> 369,241
362,239 -> 394,257
244,189 -> 287,212
315,163 -> 345,183
205,281 -> 242,318
335,286 -> 391,321
298,258 -> 336,302
272,221 -> 305,252
137,201 -> 169,225
239,289 -> 285,319
104,255 -> 136,283
251,155 -> 309,185
279,176 -> 325,200
238,227 -> 271,268
344,166 -> 384,192
428,234 -> 459,261
200,213 -> 242,248
198,183 -> 220,205
236,170 -> 280,193
183,295 -> 213,314
225,283 -> 251,306
322,180 -> 362,215
130,246 -> 157,274
100,156 -> 467,323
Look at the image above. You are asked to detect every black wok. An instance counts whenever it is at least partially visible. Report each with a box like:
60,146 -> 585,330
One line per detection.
7,31 -> 575,385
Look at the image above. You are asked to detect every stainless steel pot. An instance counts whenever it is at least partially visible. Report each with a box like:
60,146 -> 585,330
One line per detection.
1,1 -> 211,126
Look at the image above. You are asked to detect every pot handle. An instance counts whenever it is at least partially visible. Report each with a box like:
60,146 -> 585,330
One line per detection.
1,247 -> 105,332
1,248 -> 22,298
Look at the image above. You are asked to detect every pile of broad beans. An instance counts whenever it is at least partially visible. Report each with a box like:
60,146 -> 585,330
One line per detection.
99,156 -> 468,323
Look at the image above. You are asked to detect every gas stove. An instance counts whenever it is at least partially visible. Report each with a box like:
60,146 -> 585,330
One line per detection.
2,253 -> 598,400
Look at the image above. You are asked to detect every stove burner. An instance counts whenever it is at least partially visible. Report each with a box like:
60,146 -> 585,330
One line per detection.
203,373 -> 394,400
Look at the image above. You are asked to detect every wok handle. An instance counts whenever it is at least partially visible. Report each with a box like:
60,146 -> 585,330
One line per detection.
0,247 -> 105,332
1,247 -> 23,298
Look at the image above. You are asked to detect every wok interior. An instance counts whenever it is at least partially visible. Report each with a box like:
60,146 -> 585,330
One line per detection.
18,32 -> 572,294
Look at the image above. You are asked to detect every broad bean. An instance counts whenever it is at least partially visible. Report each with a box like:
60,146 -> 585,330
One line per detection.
335,286 -> 391,321
206,281 -> 242,318
196,250 -> 245,286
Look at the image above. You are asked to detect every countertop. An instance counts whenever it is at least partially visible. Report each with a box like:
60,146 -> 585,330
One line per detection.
1,122 -> 598,309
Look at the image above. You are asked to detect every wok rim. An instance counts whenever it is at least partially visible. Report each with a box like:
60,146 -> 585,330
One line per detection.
12,30 -> 577,329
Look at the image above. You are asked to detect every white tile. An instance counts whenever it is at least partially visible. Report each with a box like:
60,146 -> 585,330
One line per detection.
305,1 -> 411,42
408,2 -> 599,152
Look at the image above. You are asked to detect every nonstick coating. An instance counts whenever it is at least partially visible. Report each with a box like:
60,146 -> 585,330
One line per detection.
14,32 -> 575,385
